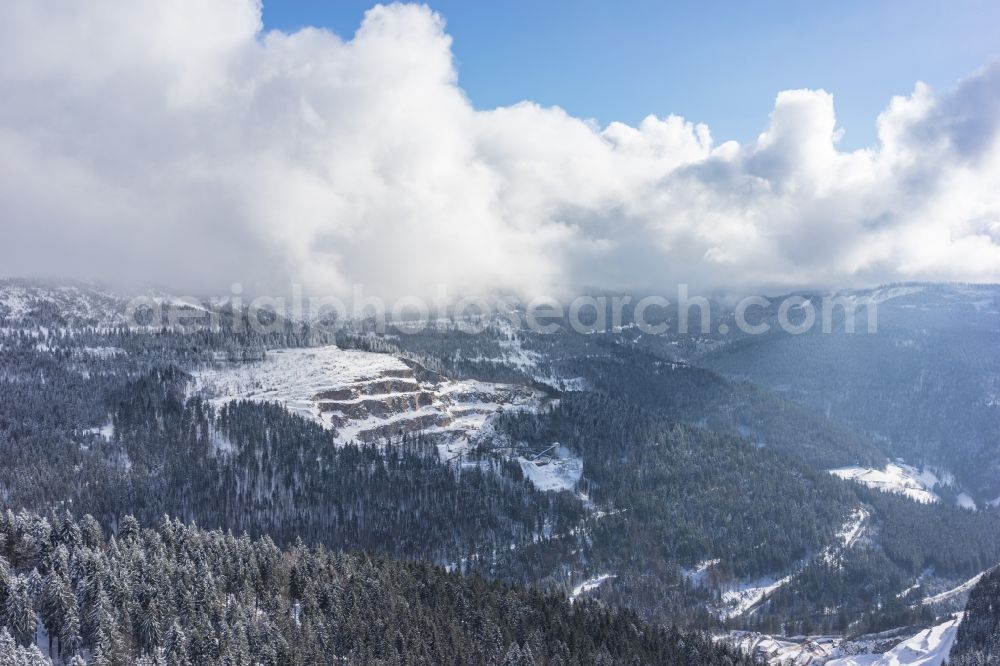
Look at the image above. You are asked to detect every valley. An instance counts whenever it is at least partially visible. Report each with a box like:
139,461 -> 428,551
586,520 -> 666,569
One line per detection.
1,279 -> 999,665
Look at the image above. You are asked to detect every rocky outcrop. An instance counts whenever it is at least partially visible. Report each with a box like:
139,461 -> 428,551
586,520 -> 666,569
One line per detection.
317,391 -> 437,420
355,413 -> 455,442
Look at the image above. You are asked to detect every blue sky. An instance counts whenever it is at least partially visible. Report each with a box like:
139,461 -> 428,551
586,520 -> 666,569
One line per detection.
263,0 -> 1000,150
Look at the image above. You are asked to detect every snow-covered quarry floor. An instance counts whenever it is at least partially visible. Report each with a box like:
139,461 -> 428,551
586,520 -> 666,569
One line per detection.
193,346 -> 409,426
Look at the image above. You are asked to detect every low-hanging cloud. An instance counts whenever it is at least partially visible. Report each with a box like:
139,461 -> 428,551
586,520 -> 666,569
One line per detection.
1,1 -> 999,299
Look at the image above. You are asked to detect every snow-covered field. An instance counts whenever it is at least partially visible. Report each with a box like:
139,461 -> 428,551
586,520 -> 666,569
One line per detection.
829,463 -> 949,505
830,463 -> 981,511
193,346 -> 410,425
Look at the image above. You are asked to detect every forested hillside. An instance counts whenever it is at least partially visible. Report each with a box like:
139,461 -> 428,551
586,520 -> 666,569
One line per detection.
341,320 -> 887,470
493,393 -> 856,579
0,509 -> 752,665
699,284 -> 1000,501
3,0 -> 1000,656
3,281 -> 1000,661
950,566 -> 1000,665
489,392 -> 1000,633
0,334 -> 578,568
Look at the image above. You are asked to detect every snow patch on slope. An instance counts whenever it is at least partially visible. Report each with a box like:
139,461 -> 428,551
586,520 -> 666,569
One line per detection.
718,574 -> 795,619
955,493 -> 977,511
829,463 -> 943,504
569,574 -> 616,602
518,446 -> 583,492
683,559 -> 721,587
922,572 -> 988,607
714,508 -> 868,619
827,614 -> 962,666
84,421 -> 115,440
836,508 -> 870,549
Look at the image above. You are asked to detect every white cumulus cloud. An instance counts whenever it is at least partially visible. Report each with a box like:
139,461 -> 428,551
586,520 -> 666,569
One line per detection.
1,1 -> 998,299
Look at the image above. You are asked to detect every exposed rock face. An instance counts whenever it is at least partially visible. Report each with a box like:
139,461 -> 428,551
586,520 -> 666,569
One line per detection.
317,390 -> 437,420
319,363 -> 540,443
355,412 -> 456,442
380,368 -> 417,379
314,378 -> 423,401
